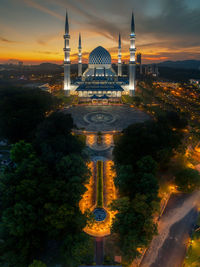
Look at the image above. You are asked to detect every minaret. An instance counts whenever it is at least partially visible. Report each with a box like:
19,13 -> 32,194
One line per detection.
129,12 -> 136,96
118,33 -> 122,77
64,10 -> 71,95
78,33 -> 82,77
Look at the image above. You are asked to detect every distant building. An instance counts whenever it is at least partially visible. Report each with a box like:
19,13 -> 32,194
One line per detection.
144,64 -> 159,77
190,79 -> 200,88
7,59 -> 19,65
156,82 -> 179,90
152,64 -> 159,77
18,61 -> 23,67
136,53 -> 142,64
136,53 -> 143,75
63,11 -> 137,100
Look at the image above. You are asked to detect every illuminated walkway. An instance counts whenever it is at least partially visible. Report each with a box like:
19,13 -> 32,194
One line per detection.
79,133 -> 117,237
86,133 -> 113,151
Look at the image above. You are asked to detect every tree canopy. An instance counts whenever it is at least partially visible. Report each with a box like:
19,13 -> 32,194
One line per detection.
111,156 -> 159,264
34,112 -> 84,164
113,119 -> 183,168
28,260 -> 47,267
175,168 -> 200,193
111,117 -> 184,263
0,87 -> 59,142
0,111 -> 92,266
111,195 -> 158,264
157,111 -> 188,130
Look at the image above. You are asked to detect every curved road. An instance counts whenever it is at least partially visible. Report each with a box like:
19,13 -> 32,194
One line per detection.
140,192 -> 200,267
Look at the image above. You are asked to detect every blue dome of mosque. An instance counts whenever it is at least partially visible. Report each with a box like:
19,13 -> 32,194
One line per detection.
89,46 -> 111,65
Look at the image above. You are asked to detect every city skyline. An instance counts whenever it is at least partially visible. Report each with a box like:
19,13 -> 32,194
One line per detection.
1,0 -> 200,65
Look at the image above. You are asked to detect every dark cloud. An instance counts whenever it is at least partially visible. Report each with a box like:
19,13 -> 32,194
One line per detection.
0,37 -> 16,43
46,0 -> 127,41
17,0 -> 200,61
53,0 -> 200,54
138,0 -> 200,37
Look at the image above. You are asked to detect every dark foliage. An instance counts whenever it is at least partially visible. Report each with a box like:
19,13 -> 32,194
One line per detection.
175,168 -> 200,193
157,111 -> 188,129
158,66 -> 200,82
111,117 -> 184,263
0,112 -> 92,266
113,119 -> 182,168
0,87 -> 59,142
34,112 -> 84,164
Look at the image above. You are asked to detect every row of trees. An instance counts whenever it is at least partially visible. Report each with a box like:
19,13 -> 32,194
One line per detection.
111,113 -> 186,265
0,87 -> 93,266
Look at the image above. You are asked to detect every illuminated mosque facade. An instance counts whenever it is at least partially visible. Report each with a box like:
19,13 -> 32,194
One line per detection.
63,11 -> 136,101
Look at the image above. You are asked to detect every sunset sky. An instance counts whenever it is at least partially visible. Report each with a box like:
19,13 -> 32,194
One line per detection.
1,0 -> 200,65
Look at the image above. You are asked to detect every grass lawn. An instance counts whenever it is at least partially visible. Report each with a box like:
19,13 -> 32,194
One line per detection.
97,160 -> 103,208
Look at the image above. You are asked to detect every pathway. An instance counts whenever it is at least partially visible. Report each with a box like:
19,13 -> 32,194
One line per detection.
95,237 -> 104,265
79,132 -> 116,265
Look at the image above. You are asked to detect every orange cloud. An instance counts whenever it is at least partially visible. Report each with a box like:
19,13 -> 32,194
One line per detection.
143,56 -> 168,61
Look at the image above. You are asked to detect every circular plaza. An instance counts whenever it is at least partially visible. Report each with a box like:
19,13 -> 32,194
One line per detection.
64,105 -> 150,132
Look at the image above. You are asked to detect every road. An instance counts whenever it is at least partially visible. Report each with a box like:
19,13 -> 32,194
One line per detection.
140,192 -> 200,267
150,208 -> 198,267
95,237 -> 104,264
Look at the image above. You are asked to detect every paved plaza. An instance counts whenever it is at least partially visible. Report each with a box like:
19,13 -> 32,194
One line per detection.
64,105 -> 150,132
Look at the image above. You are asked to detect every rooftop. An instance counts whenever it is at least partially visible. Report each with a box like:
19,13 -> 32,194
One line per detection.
76,83 -> 124,92
89,46 -> 111,65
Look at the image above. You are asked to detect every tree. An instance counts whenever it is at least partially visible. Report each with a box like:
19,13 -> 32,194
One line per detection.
61,232 -> 94,267
115,157 -> 158,197
0,87 -> 59,142
111,156 -> 159,264
157,111 -> 188,130
111,120 -> 171,264
34,112 -> 84,164
137,155 -> 158,174
28,260 -> 47,267
175,168 -> 200,193
133,96 -> 142,106
113,120 -> 182,168
110,196 -> 157,264
10,140 -> 35,163
0,142 -> 50,266
0,141 -> 91,266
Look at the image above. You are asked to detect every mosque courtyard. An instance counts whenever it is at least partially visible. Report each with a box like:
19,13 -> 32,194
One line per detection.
64,105 -> 150,132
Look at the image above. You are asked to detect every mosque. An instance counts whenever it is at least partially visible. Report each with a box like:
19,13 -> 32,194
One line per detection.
63,11 -> 136,102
